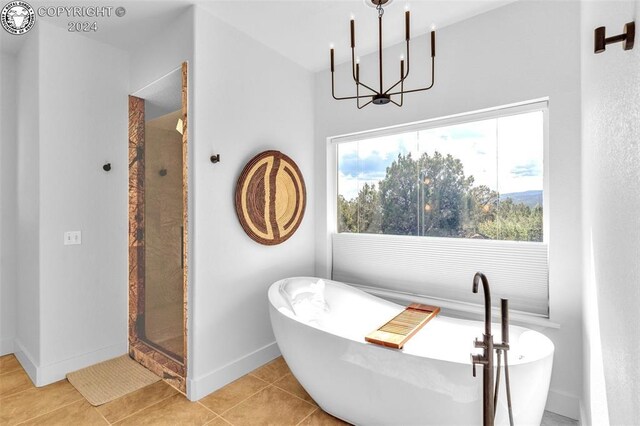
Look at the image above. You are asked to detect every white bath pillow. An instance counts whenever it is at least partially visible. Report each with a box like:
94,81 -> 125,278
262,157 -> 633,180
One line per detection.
283,279 -> 330,324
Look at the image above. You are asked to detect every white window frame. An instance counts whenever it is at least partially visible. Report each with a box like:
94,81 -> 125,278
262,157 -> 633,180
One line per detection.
325,98 -> 557,328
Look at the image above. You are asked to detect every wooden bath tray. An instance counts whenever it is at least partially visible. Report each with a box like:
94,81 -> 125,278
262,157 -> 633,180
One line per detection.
365,304 -> 440,349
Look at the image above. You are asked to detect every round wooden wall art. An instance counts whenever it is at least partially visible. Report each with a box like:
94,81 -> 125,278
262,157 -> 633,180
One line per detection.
235,150 -> 306,245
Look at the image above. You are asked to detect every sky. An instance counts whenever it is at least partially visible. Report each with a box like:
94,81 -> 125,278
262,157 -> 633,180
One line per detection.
338,110 -> 544,200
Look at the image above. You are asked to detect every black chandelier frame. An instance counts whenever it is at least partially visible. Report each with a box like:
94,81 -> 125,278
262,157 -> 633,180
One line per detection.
330,0 -> 436,109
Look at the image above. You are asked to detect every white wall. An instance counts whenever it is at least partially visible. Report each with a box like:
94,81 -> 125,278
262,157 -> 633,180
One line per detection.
189,6 -> 315,400
314,1 -> 582,418
129,8 -> 194,95
0,52 -> 18,355
13,21 -> 130,385
581,1 -> 640,424
15,28 -> 41,373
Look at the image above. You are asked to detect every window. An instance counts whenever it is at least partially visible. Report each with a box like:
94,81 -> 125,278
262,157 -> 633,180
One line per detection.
330,101 -> 549,317
337,111 -> 544,242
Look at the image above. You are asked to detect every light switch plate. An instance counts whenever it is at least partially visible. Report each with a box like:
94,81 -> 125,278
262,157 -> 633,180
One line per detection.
64,231 -> 82,245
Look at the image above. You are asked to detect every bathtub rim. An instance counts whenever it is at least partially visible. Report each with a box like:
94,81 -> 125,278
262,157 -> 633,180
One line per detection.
268,276 -> 555,367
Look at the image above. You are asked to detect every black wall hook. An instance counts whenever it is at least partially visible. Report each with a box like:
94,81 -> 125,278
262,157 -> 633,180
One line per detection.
103,163 -> 111,172
210,154 -> 220,164
595,21 -> 635,53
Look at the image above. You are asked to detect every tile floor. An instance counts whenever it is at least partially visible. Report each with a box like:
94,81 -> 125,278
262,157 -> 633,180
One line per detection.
0,353 -> 576,425
0,354 -> 344,426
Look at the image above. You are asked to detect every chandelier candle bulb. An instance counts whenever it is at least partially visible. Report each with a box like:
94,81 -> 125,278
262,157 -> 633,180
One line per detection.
431,31 -> 436,57
350,19 -> 355,48
330,48 -> 335,72
405,10 -> 410,40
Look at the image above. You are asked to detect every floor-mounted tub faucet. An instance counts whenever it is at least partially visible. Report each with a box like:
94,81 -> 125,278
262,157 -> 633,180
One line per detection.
470,272 -> 514,426
471,272 -> 494,425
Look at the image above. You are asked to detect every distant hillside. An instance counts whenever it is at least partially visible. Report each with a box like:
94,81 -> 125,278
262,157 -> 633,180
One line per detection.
501,190 -> 543,207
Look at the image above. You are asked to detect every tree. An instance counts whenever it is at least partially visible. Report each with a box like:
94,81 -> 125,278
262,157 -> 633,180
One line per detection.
465,185 -> 499,238
356,182 -> 382,234
337,183 -> 382,234
478,199 -> 543,242
417,152 -> 474,237
379,153 -> 419,235
338,151 -> 543,242
337,195 -> 357,233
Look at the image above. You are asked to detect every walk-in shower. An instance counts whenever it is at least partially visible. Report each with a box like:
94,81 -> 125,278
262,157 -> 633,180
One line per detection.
128,63 -> 188,392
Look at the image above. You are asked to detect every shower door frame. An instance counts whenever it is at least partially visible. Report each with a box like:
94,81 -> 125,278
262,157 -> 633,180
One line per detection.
128,62 -> 189,393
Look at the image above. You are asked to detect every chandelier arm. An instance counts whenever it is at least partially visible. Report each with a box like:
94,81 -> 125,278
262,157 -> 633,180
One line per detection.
386,57 -> 435,96
333,94 -> 377,100
384,41 -> 410,95
390,74 -> 405,107
384,77 -> 405,96
332,72 -> 379,101
351,49 -> 378,94
357,99 -> 374,109
356,81 -> 379,95
356,75 -> 374,109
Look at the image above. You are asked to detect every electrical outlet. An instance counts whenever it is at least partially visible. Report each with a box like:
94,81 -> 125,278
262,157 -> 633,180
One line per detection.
64,231 -> 82,245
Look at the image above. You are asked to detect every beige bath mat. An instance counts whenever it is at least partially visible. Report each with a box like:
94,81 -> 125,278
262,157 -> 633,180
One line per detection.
67,355 -> 160,406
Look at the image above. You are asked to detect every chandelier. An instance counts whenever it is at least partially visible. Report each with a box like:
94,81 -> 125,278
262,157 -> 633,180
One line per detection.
329,0 -> 436,108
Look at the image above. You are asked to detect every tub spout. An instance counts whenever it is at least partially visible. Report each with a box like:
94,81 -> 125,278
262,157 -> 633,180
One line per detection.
472,272 -> 491,337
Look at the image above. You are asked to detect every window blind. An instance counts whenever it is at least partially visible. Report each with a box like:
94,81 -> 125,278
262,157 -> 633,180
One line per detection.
332,233 -> 549,316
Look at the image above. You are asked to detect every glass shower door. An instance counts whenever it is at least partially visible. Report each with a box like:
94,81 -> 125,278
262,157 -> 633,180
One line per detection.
143,107 -> 185,362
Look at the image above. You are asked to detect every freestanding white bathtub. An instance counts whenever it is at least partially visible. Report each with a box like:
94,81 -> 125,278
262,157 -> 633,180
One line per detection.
268,277 -> 554,426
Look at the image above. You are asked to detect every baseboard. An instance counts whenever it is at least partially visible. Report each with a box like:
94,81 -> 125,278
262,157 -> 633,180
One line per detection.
37,342 -> 127,386
187,341 -> 281,401
546,388 -> 580,420
0,337 -> 15,356
14,339 -> 39,385
15,340 -> 127,387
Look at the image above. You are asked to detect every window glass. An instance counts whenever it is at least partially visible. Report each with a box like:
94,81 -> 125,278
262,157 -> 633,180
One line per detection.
337,110 -> 544,242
